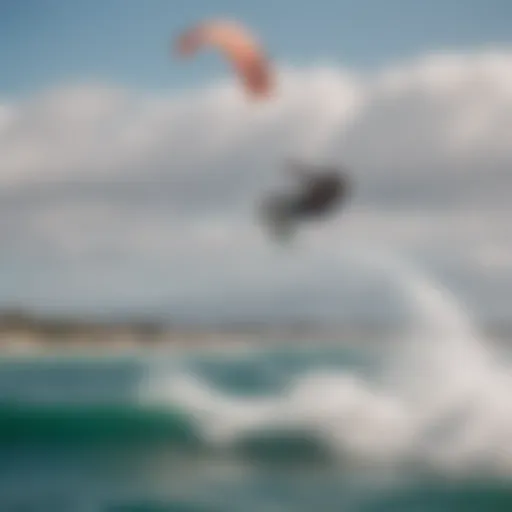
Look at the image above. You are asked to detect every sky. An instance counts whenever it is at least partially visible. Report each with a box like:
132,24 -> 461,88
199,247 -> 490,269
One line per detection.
2,0 -> 512,96
1,0 -> 512,326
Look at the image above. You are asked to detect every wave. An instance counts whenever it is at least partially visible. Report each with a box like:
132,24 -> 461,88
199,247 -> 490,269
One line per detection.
136,248 -> 512,478
0,402 -> 198,445
0,399 -> 339,467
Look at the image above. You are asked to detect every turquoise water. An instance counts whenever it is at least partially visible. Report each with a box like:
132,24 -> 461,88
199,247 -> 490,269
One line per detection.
1,341 -> 512,512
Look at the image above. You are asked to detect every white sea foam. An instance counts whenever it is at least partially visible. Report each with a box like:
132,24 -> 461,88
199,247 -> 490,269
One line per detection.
140,248 -> 512,476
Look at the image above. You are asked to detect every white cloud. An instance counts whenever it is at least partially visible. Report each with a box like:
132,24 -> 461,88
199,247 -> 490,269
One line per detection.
1,50 -> 511,323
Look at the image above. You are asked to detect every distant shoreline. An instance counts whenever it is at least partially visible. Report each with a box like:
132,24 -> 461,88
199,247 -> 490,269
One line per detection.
0,309 -> 508,356
0,326 -> 380,356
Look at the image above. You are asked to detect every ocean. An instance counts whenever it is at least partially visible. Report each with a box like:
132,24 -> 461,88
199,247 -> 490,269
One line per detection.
1,259 -> 512,511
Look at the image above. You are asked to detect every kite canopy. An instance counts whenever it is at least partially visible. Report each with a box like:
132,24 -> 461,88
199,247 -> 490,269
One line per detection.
174,19 -> 273,99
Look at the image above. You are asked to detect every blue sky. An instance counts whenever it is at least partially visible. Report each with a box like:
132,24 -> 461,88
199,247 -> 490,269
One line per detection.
2,0 -> 512,97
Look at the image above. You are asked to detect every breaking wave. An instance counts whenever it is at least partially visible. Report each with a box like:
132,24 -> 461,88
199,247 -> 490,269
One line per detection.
138,248 -> 512,476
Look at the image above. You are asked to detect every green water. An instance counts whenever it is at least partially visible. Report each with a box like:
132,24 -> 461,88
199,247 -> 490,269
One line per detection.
0,346 -> 511,511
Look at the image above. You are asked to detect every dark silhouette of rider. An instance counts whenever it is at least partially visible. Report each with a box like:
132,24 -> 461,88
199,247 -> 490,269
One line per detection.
261,160 -> 352,240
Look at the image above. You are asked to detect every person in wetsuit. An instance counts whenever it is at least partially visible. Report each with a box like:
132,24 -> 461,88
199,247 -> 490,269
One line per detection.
261,160 -> 352,241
